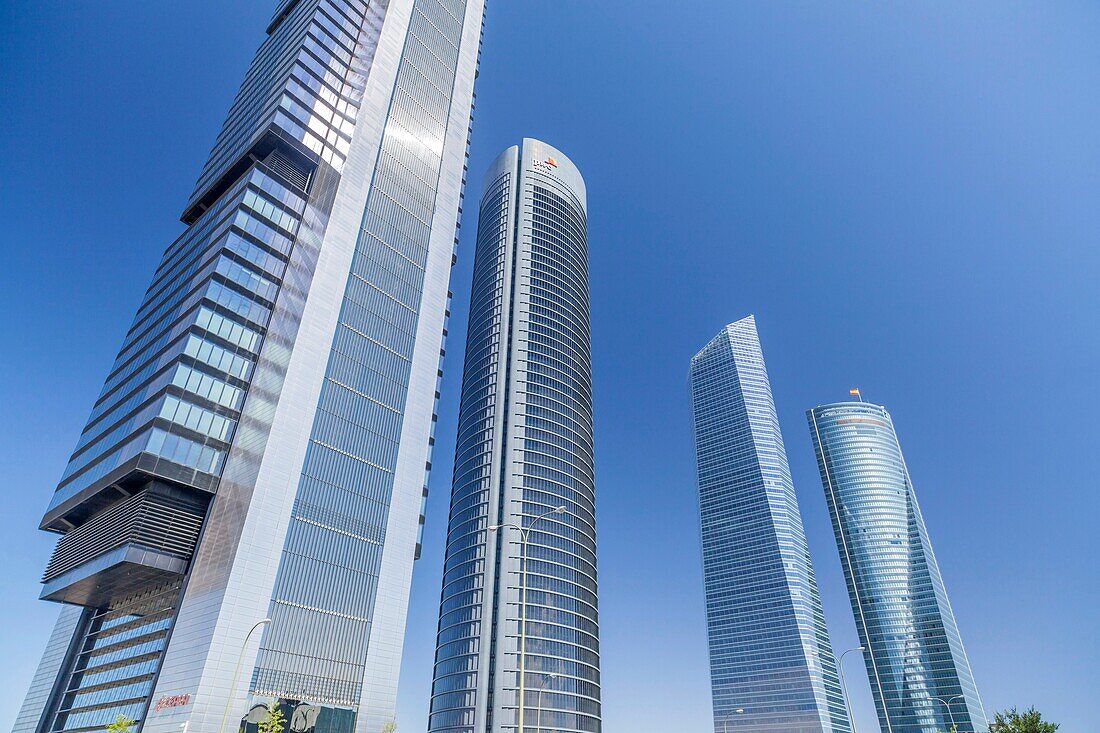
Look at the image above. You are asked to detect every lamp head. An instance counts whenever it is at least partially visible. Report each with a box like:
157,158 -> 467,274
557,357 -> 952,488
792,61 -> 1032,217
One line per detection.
555,505 -> 567,513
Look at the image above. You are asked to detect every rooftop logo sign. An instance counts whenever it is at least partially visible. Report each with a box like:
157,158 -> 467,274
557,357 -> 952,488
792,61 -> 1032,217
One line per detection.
533,156 -> 559,173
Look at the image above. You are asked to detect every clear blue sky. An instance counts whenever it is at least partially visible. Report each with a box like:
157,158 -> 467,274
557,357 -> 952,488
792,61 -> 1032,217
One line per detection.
1,3 -> 1096,732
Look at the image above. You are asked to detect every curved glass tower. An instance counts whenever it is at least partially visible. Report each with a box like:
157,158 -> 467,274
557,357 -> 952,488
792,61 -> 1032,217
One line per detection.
428,140 -> 600,733
690,317 -> 850,733
807,402 -> 986,733
14,3 -> 486,733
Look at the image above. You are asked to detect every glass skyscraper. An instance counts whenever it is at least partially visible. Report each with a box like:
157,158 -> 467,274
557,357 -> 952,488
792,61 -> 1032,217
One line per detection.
14,2 -> 485,733
808,401 -> 986,733
427,140 -> 600,733
690,317 -> 850,733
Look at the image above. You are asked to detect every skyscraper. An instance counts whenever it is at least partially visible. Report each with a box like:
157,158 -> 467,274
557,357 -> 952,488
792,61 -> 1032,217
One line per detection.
690,317 -> 850,733
808,401 -> 986,733
427,140 -> 600,733
14,3 -> 485,733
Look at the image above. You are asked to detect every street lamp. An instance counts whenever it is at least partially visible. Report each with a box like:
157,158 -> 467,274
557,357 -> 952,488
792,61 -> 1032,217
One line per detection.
489,505 -> 567,733
217,618 -> 272,733
932,694 -> 965,732
534,672 -> 559,733
837,646 -> 865,733
720,708 -> 745,733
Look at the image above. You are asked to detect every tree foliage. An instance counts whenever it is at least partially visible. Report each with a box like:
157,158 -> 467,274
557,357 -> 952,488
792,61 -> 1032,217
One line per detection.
258,704 -> 287,733
989,707 -> 1059,733
381,723 -> 397,733
105,715 -> 135,733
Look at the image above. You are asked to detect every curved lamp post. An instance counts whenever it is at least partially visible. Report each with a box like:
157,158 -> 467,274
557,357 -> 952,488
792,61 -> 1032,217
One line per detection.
534,672 -> 559,733
217,618 -> 272,733
720,708 -> 745,733
932,694 -> 965,732
837,646 -> 865,733
489,505 -> 567,733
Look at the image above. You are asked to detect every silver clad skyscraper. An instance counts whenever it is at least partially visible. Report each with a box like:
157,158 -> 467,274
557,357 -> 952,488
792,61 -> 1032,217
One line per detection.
427,141 -> 600,733
808,401 -> 986,733
691,317 -> 850,733
14,3 -> 485,733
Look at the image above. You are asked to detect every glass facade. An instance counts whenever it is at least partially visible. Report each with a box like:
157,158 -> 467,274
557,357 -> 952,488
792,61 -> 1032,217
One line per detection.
44,163 -> 302,527
16,2 -> 486,733
428,140 -> 601,733
690,317 -> 850,733
807,402 -> 987,733
47,586 -> 180,733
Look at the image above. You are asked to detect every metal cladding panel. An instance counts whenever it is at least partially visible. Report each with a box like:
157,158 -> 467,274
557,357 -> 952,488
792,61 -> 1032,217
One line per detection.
352,0 -> 485,730
808,402 -> 987,733
690,318 -> 850,733
40,546 -> 188,607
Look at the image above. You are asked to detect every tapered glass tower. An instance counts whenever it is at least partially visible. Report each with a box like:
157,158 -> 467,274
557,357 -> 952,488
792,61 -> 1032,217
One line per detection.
14,3 -> 485,733
690,317 -> 850,733
427,140 -> 600,733
808,401 -> 986,733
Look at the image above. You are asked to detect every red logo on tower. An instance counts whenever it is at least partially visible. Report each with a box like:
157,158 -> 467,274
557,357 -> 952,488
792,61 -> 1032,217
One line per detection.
154,694 -> 191,713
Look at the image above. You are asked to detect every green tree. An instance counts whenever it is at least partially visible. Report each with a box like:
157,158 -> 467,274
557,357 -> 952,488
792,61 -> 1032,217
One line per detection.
105,715 -> 135,733
989,707 -> 1059,733
258,704 -> 287,733
381,723 -> 397,733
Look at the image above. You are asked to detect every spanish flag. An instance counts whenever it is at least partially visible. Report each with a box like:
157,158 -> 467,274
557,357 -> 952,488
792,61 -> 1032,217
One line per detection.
849,388 -> 861,401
